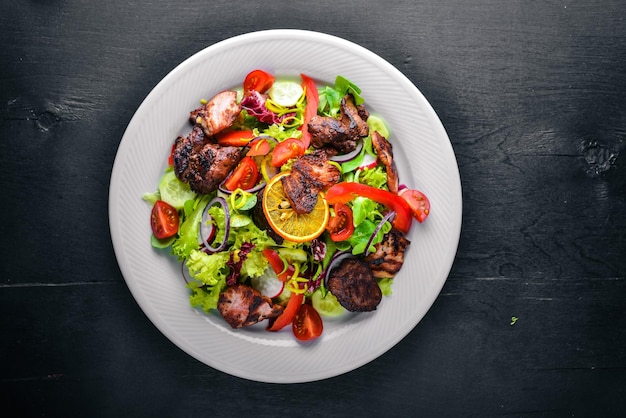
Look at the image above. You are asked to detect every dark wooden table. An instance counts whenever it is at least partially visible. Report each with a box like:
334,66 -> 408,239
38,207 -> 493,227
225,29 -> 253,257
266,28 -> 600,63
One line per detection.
2,1 -> 625,416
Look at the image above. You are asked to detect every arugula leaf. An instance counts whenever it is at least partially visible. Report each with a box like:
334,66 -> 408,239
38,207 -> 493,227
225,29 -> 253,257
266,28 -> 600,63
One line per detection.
335,75 -> 364,105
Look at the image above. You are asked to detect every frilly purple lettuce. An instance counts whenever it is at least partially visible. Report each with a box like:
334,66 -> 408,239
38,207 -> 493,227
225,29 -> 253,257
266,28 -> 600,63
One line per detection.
241,91 -> 292,125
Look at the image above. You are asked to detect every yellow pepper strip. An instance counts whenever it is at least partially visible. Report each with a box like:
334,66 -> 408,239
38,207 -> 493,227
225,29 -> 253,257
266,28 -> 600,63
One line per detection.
285,263 -> 308,294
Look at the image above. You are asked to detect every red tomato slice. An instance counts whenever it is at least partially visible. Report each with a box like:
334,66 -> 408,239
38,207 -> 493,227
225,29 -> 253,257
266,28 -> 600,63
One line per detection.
223,157 -> 259,191
216,130 -> 255,147
262,249 -> 295,282
244,69 -> 275,94
267,292 -> 304,332
271,138 -> 305,167
246,137 -> 272,156
168,143 -> 176,166
292,303 -> 323,341
150,200 -> 179,239
399,188 -> 430,223
326,203 -> 354,241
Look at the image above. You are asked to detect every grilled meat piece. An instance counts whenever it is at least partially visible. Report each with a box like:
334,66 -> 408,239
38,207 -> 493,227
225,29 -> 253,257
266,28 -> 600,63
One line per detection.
308,116 -> 352,153
217,284 -> 284,329
281,151 -> 341,214
173,128 -> 243,194
189,90 -> 241,137
364,228 -> 410,278
371,131 -> 399,194
172,126 -> 207,180
327,258 -> 382,312
308,94 -> 369,154
342,95 -> 369,137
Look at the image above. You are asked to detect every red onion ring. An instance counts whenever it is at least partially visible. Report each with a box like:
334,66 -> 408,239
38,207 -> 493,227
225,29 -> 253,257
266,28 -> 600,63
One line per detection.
329,140 -> 364,163
365,211 -> 396,256
181,260 -> 193,284
201,196 -> 230,253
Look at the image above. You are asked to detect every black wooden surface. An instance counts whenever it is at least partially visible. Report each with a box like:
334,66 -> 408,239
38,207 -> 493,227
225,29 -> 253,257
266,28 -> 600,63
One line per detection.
2,0 -> 625,416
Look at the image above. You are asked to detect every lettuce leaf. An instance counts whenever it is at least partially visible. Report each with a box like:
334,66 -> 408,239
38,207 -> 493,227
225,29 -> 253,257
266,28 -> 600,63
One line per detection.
188,280 -> 225,313
186,249 -> 230,286
171,195 -> 211,261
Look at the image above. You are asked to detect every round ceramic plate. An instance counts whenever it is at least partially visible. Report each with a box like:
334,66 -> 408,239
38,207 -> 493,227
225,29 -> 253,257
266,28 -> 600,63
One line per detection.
109,29 -> 462,383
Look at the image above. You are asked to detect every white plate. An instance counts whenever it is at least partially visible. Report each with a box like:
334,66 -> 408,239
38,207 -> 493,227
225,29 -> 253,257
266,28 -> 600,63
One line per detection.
109,29 -> 462,383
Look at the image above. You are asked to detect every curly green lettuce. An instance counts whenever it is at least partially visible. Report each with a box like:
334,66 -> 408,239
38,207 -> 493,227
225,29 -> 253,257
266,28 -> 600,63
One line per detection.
171,195 -> 211,261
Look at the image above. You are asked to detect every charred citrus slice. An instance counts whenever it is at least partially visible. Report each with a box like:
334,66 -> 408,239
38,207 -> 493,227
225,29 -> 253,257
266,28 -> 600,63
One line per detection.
262,171 -> 329,243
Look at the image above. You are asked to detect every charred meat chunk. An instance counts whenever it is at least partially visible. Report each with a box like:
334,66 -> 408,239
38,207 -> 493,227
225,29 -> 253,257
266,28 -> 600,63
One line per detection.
173,129 -> 243,194
281,151 -> 341,214
308,95 -> 369,154
327,258 -> 382,312
172,126 -> 207,180
218,284 -> 283,329
371,131 -> 399,194
364,228 -> 411,278
189,90 -> 241,137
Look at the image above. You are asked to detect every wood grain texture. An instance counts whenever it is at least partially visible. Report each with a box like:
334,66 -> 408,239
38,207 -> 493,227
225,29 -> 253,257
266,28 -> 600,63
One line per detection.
1,0 -> 625,416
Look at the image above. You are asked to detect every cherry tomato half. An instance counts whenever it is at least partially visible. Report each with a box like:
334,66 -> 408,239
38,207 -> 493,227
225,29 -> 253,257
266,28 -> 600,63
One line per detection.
150,200 -> 179,239
292,303 -> 323,341
243,69 -> 275,94
223,157 -> 259,191
271,138 -> 305,167
399,188 -> 430,223
215,130 -> 255,147
326,203 -> 354,241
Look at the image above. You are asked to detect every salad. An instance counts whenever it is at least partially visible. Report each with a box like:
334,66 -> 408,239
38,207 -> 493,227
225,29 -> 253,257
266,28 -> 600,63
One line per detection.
144,69 -> 430,341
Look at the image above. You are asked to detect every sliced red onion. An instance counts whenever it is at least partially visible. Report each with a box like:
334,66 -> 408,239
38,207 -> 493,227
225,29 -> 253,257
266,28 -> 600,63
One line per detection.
181,261 -> 193,284
398,184 -> 408,193
365,211 -> 396,256
358,153 -> 378,170
201,196 -> 230,253
324,251 -> 353,287
329,140 -> 364,163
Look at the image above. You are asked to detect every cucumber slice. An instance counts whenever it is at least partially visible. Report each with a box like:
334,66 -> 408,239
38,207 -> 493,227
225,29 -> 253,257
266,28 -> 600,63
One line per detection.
277,247 -> 308,263
158,170 -> 196,210
311,289 -> 346,317
269,81 -> 304,107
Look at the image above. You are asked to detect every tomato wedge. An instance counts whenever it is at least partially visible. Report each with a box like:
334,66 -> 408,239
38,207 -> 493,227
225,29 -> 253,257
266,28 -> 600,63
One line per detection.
292,303 -> 323,341
300,73 -> 318,149
244,69 -> 275,94
168,143 -> 176,166
326,203 -> 354,241
246,137 -> 272,156
223,157 -> 259,191
215,130 -> 255,147
267,292 -> 304,332
262,248 -> 295,282
399,188 -> 430,223
271,138 -> 305,167
150,200 -> 179,239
